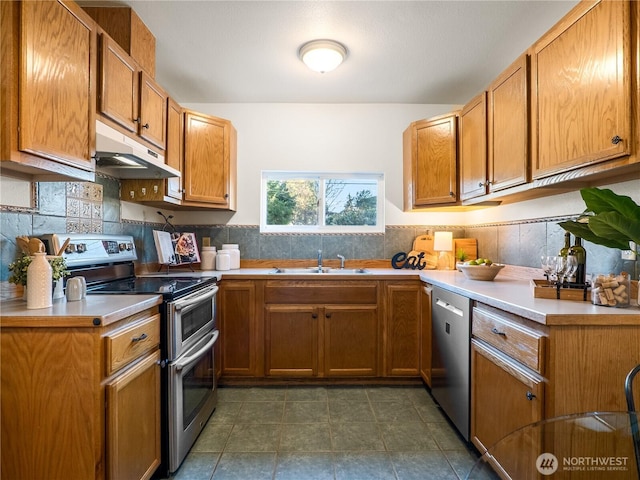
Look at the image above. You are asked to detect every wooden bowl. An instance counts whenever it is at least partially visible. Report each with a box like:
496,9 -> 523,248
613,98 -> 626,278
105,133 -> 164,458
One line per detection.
458,263 -> 505,281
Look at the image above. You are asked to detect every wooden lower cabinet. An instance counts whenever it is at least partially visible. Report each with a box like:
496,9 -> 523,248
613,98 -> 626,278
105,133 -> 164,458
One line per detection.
106,350 -> 161,480
262,280 -> 380,378
265,305 -> 318,376
384,281 -> 421,376
324,305 -> 378,377
0,307 -> 161,480
419,282 -> 432,386
471,339 -> 544,475
219,280 -> 261,376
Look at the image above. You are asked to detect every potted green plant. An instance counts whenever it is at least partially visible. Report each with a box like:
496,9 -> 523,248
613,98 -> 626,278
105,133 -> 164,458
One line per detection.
8,254 -> 69,298
558,187 -> 640,251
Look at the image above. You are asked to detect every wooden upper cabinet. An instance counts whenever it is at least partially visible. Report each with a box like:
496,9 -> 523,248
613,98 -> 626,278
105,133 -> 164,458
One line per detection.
139,71 -> 167,149
100,34 -> 138,133
98,34 -> 167,150
488,54 -> 529,193
531,0 -> 632,179
165,97 -> 184,200
81,6 -> 156,77
183,110 -> 237,210
403,113 -> 458,209
459,92 -> 487,201
0,0 -> 96,181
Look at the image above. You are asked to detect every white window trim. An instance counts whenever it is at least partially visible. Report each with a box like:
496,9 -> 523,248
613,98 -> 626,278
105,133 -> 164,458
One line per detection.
260,171 -> 385,234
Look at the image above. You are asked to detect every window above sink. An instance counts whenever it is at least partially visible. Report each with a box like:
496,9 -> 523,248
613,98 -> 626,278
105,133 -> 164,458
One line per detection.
260,171 -> 385,234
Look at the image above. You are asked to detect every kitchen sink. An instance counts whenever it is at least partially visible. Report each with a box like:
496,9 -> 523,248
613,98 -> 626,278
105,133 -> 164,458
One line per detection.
271,267 -> 369,274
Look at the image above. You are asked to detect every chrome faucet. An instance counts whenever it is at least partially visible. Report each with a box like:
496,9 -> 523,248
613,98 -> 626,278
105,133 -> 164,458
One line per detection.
317,249 -> 323,270
337,254 -> 345,269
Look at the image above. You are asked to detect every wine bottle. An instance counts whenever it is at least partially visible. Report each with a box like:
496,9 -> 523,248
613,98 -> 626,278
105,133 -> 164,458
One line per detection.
559,231 -> 571,258
568,236 -> 586,285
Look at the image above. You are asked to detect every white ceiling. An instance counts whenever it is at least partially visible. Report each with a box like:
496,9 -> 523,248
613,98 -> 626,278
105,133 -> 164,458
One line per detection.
87,0 -> 580,104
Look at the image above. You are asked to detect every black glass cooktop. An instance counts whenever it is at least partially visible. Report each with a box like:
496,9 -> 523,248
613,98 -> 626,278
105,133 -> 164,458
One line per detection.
87,276 -> 216,299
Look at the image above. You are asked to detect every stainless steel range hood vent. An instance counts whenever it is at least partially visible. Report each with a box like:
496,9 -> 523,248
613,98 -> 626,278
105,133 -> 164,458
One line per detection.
95,121 -> 180,179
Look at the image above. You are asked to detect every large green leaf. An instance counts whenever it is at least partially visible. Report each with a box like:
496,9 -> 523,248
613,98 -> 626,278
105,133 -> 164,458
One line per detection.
589,211 -> 640,247
581,187 -> 640,222
558,219 -> 631,250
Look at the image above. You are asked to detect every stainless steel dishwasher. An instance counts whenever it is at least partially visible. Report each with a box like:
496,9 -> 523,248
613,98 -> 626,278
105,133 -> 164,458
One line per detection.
431,286 -> 472,441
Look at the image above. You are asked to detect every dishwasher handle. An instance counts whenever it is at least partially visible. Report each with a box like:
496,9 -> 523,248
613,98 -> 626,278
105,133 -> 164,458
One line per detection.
435,298 -> 464,317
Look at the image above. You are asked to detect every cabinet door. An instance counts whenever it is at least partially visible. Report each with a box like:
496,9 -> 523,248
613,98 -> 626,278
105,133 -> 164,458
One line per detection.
265,305 -> 318,377
488,54 -> 529,193
324,305 -> 378,377
166,97 -> 184,200
19,0 -> 95,169
403,113 -> 458,208
139,71 -> 167,149
471,340 -> 543,476
99,34 -> 138,133
532,0 -> 631,179
106,350 -> 161,480
184,111 -> 232,206
220,281 -> 259,376
385,282 -> 420,376
419,283 -> 432,386
460,92 -> 487,201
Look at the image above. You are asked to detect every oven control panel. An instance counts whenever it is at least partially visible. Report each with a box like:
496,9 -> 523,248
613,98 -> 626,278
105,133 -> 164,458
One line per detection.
39,234 -> 138,267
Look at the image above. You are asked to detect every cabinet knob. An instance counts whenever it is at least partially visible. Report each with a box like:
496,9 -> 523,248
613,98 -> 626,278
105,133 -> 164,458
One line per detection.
133,117 -> 141,124
491,327 -> 506,337
325,313 -> 332,318
478,182 -> 484,188
311,313 -> 318,319
224,193 -> 229,199
142,123 -> 150,129
449,191 -> 454,197
526,391 -> 536,401
611,135 -> 623,145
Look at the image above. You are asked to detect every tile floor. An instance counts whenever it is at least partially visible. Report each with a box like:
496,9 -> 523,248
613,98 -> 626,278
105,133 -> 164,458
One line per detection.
165,385 -> 479,480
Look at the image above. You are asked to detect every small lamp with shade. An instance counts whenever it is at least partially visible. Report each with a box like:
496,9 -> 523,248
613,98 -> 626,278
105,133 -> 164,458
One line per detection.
433,231 -> 453,270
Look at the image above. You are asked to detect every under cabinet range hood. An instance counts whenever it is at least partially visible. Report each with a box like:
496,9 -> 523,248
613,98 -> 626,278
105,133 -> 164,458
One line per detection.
94,121 -> 180,179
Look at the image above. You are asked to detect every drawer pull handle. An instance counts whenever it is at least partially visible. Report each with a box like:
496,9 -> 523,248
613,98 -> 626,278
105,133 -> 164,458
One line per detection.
526,391 -> 536,401
491,327 -> 506,337
132,333 -> 148,343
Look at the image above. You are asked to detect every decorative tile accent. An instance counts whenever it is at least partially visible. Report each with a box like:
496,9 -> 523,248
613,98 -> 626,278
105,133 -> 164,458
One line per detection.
64,182 -> 104,233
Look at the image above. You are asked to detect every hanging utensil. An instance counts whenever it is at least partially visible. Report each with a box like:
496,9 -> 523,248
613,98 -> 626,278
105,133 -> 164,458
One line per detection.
28,237 -> 46,254
57,237 -> 71,257
16,236 -> 30,254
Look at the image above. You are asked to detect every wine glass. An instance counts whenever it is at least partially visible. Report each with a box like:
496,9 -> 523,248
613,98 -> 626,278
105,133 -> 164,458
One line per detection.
557,255 -> 577,286
541,255 -> 557,285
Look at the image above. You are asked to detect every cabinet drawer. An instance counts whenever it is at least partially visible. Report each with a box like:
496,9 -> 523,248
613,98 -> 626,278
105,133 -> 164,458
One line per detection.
105,313 -> 160,375
264,281 -> 378,305
472,307 -> 545,373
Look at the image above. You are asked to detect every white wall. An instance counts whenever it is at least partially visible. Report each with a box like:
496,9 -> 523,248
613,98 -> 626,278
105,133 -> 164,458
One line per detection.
173,103 -> 467,226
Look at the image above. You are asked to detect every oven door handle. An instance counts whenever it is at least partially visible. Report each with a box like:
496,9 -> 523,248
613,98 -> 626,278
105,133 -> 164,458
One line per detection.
173,284 -> 218,315
174,329 -> 219,372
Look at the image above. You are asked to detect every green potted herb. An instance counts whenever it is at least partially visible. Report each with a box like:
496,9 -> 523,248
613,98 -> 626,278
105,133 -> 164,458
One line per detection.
558,187 -> 640,251
8,255 -> 69,296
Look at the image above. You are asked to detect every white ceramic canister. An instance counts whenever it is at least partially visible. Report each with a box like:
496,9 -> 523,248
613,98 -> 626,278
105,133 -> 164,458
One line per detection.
66,277 -> 83,302
222,244 -> 240,269
201,246 -> 217,270
216,249 -> 231,271
27,252 -> 53,309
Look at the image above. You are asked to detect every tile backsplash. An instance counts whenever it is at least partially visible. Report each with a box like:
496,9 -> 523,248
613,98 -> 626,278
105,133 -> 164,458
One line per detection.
0,176 -> 636,284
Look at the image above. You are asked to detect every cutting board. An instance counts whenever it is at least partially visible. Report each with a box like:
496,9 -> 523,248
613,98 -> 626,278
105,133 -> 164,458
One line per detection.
411,234 -> 437,269
454,238 -> 478,261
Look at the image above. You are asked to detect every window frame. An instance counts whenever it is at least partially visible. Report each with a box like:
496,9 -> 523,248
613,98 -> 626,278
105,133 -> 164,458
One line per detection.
260,171 -> 385,234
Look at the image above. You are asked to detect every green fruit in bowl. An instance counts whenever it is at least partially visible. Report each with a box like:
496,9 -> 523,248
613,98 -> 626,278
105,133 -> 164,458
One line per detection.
466,260 -> 478,265
485,259 -> 493,266
476,258 -> 486,265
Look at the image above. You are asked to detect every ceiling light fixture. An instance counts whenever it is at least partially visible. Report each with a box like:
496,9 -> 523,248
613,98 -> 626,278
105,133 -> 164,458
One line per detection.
298,39 -> 347,74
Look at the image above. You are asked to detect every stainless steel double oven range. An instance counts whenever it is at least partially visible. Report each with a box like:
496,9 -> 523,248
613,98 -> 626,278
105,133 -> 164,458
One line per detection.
40,233 -> 219,476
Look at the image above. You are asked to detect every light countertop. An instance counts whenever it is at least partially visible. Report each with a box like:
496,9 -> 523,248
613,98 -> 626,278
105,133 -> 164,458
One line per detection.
0,294 -> 162,327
